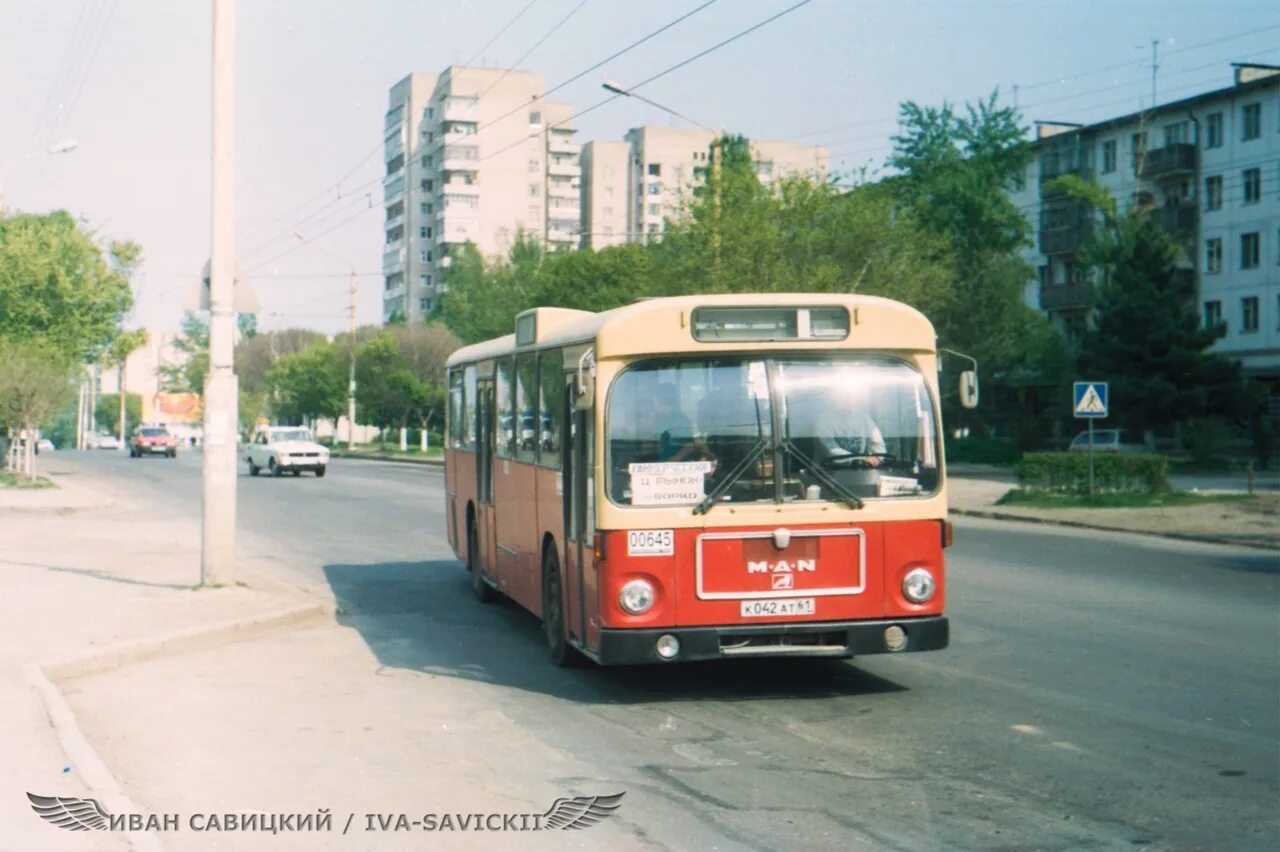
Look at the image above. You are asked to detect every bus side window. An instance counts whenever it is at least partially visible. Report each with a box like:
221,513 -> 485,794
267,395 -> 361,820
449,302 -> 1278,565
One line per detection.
537,351 -> 563,468
463,365 -> 477,451
495,358 -> 515,458
515,353 -> 538,464
448,369 -> 465,449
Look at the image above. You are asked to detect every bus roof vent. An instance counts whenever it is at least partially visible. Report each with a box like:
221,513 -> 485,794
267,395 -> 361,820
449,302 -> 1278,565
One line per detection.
515,307 -> 594,346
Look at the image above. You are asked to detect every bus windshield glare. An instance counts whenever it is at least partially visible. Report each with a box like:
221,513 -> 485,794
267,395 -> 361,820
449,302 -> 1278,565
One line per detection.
607,356 -> 940,507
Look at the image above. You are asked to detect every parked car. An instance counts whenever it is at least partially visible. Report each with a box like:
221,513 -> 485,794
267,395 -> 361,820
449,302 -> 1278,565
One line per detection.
246,426 -> 329,477
1068,429 -> 1148,454
92,433 -> 121,450
36,438 -> 55,453
131,426 -> 178,458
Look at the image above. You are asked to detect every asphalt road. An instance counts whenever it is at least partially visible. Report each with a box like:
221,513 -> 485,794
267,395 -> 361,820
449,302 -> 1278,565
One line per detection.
57,449 -> 1280,850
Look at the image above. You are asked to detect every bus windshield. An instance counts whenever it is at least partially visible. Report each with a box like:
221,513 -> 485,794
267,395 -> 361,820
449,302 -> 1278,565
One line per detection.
606,356 -> 939,507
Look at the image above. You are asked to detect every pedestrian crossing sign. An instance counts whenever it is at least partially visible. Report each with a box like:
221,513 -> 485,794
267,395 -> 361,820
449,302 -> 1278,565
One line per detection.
1073,382 -> 1108,418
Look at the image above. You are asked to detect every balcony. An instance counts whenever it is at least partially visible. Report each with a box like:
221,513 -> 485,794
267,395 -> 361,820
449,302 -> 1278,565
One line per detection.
382,246 -> 404,274
441,155 -> 478,172
1152,201 -> 1198,237
1039,282 -> 1092,312
548,134 -> 579,156
1038,224 -> 1087,255
385,130 -> 404,160
547,225 -> 578,244
1039,161 -> 1093,187
547,183 -> 578,201
384,212 -> 404,232
383,172 -> 405,204
1140,143 -> 1196,179
442,98 -> 477,123
548,160 -> 581,179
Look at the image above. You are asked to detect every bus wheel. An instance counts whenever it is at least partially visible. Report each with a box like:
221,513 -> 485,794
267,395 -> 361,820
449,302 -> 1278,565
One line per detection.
541,547 -> 581,667
468,520 -> 495,604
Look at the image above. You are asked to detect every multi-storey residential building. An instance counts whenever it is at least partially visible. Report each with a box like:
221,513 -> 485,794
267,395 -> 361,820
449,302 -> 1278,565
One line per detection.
580,127 -> 827,249
382,68 -> 580,322
1010,63 -> 1280,388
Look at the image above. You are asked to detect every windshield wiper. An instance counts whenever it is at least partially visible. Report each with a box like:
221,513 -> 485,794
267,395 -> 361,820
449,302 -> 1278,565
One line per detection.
779,438 -> 864,509
692,438 -> 770,515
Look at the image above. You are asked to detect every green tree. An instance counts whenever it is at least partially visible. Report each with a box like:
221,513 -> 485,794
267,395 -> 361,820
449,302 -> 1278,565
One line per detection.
0,211 -> 134,361
160,311 -> 209,394
1050,176 -> 1243,436
234,327 -> 326,426
435,236 -> 546,343
95,393 -> 143,437
888,93 -> 1065,431
354,333 -> 422,445
393,323 -> 460,443
0,338 -> 75,478
266,343 -> 346,427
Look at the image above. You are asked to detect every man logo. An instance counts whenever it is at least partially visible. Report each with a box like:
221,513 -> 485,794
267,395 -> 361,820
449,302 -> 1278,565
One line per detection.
541,793 -> 625,830
27,793 -> 110,831
771,573 -> 794,590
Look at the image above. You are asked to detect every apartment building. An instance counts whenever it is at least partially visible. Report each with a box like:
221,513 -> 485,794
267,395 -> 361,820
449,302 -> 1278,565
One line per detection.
381,68 -> 581,322
1009,63 -> 1280,386
580,127 -> 828,249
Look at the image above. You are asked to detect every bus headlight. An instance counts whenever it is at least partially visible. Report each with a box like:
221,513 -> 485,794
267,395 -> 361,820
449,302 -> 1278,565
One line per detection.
619,579 -> 655,615
902,568 -> 936,604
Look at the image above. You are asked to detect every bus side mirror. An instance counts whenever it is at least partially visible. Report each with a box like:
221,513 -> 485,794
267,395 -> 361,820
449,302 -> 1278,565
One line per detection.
575,349 -> 595,410
959,370 -> 979,409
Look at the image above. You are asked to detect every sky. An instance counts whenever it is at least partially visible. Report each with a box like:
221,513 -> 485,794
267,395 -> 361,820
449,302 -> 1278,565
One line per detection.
1,0 -> 1277,337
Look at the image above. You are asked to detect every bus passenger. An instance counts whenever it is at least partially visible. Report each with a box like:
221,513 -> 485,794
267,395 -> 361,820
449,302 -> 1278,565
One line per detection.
652,383 -> 696,462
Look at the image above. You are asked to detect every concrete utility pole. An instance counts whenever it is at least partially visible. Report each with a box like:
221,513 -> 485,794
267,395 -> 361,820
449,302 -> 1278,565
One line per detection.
202,0 -> 238,586
348,269 -> 358,450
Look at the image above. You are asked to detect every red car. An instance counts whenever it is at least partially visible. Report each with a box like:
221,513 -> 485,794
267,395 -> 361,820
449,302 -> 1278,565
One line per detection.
131,426 -> 178,458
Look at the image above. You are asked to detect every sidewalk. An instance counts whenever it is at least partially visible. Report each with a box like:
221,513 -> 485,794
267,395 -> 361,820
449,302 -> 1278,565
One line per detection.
0,465 -> 641,852
947,473 -> 1280,550
0,469 -> 321,851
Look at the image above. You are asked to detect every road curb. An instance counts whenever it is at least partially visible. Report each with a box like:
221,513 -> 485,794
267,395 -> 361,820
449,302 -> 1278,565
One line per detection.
950,508 -> 1280,551
0,501 -> 118,515
24,601 -> 332,851
41,601 -> 332,681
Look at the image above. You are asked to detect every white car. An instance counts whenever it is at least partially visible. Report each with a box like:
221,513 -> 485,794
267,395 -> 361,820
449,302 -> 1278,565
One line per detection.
246,427 -> 329,477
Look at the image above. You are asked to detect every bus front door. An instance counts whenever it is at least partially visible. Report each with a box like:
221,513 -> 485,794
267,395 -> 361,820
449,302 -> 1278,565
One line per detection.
562,387 -> 595,650
475,382 -> 496,583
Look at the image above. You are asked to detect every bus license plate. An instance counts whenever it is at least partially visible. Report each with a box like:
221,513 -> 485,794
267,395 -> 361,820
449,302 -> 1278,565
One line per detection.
740,598 -> 815,618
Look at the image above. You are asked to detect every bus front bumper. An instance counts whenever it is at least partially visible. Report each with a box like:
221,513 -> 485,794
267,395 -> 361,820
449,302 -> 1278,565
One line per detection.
595,616 -> 949,666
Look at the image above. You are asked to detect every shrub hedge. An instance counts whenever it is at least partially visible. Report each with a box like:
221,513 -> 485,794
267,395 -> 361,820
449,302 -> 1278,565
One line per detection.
944,436 -> 1020,465
1014,452 -> 1170,495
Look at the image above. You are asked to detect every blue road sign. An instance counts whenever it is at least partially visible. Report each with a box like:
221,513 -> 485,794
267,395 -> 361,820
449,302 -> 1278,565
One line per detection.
1073,381 -> 1109,418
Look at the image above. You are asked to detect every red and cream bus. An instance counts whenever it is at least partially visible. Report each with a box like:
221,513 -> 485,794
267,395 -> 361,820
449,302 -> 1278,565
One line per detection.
444,294 -> 974,666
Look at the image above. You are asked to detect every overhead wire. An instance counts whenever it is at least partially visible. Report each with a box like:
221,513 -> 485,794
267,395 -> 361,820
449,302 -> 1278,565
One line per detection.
474,0 -> 721,135
463,0 -> 543,67
27,0 -> 101,149
475,0 -> 815,165
237,0 -> 719,267
245,200 -> 381,274
792,25 -> 1280,144
475,0 -> 593,102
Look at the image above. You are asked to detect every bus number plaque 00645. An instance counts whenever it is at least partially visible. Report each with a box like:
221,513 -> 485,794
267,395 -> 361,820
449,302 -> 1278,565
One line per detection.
627,530 -> 674,557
